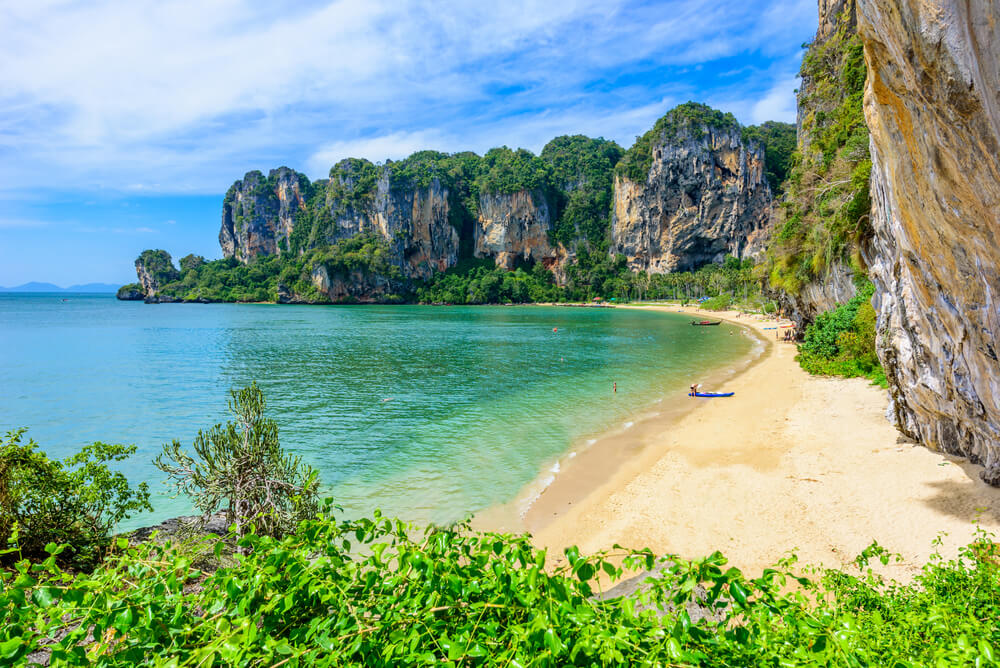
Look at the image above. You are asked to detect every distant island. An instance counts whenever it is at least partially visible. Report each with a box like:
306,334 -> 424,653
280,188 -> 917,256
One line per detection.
0,281 -> 121,293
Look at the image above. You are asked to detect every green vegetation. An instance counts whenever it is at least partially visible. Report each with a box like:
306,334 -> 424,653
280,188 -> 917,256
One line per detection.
3,500 -> 998,664
416,258 -> 562,304
766,8 -> 871,295
156,383 -> 319,539
616,102 -> 741,182
137,249 -> 180,286
115,283 -> 142,299
4,384 -> 998,664
797,280 -> 887,386
540,135 -> 624,248
1,429 -> 151,569
139,234 -> 400,304
418,254 -> 762,306
741,121 -> 797,194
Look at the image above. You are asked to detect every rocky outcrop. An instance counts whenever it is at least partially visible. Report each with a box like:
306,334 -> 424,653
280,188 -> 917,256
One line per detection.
858,0 -> 1000,483
611,124 -> 772,273
220,168 -> 309,262
374,171 -> 459,280
474,189 -> 556,269
774,260 -> 858,323
116,283 -> 144,301
308,264 -> 402,303
134,250 -> 179,300
223,161 -> 460,282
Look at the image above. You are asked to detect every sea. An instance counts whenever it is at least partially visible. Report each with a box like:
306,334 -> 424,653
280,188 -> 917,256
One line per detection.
0,293 -> 756,530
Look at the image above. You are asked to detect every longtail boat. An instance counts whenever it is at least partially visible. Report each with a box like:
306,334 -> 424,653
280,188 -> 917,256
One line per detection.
691,320 -> 722,326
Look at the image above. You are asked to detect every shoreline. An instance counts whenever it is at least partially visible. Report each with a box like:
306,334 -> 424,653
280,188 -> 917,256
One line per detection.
474,304 -> 771,534
500,304 -> 1000,581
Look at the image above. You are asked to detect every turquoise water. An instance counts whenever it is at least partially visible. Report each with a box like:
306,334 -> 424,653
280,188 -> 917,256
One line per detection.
0,293 -> 754,529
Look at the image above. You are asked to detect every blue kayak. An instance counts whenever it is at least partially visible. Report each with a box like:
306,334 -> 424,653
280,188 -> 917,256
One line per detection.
689,392 -> 734,398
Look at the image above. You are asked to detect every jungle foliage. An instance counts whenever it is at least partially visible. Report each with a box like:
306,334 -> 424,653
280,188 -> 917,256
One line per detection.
138,235 -> 399,304
766,8 -> 872,296
615,102 -> 741,182
741,121 -> 797,195
796,280 -> 886,386
2,505 -> 998,665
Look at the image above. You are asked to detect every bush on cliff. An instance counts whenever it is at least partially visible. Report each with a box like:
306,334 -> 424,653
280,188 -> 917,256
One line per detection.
0,429 -> 151,569
616,102 -> 741,183
155,383 -> 319,540
765,9 -> 872,294
797,280 -> 886,386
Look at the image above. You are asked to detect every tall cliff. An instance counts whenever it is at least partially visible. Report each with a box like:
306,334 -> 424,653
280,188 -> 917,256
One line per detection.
219,168 -> 311,262
766,0 -> 868,323
610,104 -> 773,273
223,159 -> 459,282
125,104 -> 794,303
858,0 -> 1000,484
474,189 -> 556,270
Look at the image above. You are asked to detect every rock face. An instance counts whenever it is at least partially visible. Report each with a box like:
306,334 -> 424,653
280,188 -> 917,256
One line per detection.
858,0 -> 1000,483
610,125 -> 772,273
134,250 -> 179,302
220,168 -> 309,262
474,189 -> 556,269
372,171 -> 459,280
222,161 -> 460,284
774,260 -> 859,323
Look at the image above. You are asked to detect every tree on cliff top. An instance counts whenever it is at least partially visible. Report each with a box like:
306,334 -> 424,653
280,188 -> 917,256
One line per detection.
155,382 -> 319,539
615,102 -> 742,182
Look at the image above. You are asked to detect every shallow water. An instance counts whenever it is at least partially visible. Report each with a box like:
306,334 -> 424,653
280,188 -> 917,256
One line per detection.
0,294 -> 753,529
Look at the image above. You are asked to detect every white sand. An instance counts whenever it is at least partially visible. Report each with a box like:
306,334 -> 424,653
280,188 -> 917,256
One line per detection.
526,306 -> 1000,581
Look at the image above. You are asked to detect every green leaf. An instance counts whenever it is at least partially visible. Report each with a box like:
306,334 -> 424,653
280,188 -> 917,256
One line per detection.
980,640 -> 995,663
0,637 -> 25,661
729,581 -> 749,607
32,586 -> 58,608
544,628 -> 561,655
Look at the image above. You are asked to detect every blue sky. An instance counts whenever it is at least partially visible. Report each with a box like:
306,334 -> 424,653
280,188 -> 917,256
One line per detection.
0,0 -> 817,286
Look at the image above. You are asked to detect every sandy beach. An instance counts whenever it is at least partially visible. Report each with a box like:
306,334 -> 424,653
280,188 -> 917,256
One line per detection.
521,305 -> 1000,581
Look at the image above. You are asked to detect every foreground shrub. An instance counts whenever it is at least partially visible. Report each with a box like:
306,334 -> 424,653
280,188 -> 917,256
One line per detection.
0,429 -> 151,569
2,509 -> 998,666
155,382 -> 319,539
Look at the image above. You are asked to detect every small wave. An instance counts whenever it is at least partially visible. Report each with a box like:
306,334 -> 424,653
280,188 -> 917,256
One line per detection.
550,461 -> 561,474
623,421 -> 634,429
568,451 -> 577,459
518,474 -> 557,518
586,438 -> 597,446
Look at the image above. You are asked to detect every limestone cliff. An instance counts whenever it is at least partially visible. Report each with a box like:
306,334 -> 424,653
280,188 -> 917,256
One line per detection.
474,189 -> 556,270
858,0 -> 1000,483
134,250 -> 179,302
610,107 -> 772,273
765,0 -> 867,324
219,167 -> 310,262
773,259 -> 859,324
224,159 -> 460,284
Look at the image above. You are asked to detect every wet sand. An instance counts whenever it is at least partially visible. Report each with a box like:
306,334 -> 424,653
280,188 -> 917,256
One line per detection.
519,305 -> 1000,581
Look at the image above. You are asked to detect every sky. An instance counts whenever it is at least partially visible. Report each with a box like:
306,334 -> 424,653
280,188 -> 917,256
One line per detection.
0,0 -> 817,286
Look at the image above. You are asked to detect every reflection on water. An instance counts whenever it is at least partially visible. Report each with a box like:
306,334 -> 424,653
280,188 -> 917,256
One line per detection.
0,295 -> 752,528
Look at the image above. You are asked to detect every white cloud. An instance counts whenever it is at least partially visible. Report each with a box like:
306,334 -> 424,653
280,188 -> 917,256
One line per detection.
750,76 -> 800,124
306,131 -> 457,178
0,0 -> 816,194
